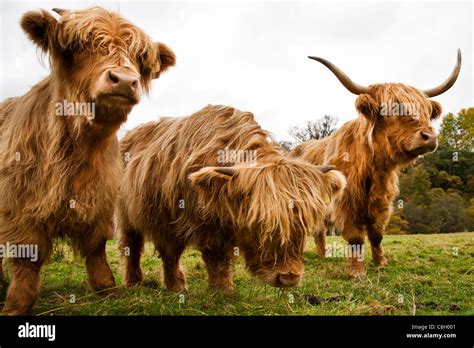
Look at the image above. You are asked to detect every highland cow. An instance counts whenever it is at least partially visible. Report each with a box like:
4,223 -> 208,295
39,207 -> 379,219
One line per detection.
0,7 -> 175,315
291,51 -> 461,277
117,105 -> 346,292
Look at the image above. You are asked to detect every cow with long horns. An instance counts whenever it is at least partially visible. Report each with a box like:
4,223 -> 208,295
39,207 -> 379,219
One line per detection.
291,50 -> 461,278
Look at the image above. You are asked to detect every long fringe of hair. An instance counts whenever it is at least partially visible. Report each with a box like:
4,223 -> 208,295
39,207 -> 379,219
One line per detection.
54,7 -> 159,93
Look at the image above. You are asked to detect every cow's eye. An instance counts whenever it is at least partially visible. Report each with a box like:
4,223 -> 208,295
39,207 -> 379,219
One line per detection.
138,55 -> 153,76
406,118 -> 421,127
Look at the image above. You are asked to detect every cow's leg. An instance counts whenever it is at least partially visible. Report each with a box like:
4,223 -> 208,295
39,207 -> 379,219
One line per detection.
155,238 -> 187,293
85,241 -> 116,294
76,223 -> 116,294
2,230 -> 51,315
2,253 -> 46,316
341,220 -> 366,279
0,256 -> 4,286
367,220 -> 389,267
314,232 -> 326,258
116,201 -> 144,286
367,193 -> 393,267
119,228 -> 144,286
200,246 -> 234,292
366,197 -> 391,267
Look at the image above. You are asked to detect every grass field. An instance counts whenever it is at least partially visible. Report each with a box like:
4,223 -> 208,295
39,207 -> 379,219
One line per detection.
1,232 -> 473,316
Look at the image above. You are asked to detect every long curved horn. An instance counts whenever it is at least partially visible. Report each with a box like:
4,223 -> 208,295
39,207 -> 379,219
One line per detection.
423,49 -> 462,97
319,165 -> 337,173
214,167 -> 237,177
52,8 -> 67,15
308,56 -> 369,95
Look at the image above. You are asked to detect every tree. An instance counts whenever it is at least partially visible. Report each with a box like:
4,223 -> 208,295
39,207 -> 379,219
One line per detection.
431,170 -> 464,192
289,115 -> 337,144
466,198 -> 474,227
439,107 -> 474,151
385,208 -> 409,234
278,140 -> 294,152
403,202 -> 434,234
457,108 -> 474,150
421,148 -> 474,191
399,165 -> 432,206
426,189 -> 472,233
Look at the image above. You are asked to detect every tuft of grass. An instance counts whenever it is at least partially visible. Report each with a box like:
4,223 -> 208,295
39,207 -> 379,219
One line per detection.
1,232 -> 472,315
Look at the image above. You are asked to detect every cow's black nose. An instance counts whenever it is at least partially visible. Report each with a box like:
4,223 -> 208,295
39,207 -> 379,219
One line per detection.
108,70 -> 139,90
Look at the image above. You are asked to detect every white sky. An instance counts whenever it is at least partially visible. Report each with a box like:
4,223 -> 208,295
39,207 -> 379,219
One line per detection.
1,0 -> 472,141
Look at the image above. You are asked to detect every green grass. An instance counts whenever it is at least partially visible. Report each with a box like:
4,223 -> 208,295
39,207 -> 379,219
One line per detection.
1,233 -> 473,316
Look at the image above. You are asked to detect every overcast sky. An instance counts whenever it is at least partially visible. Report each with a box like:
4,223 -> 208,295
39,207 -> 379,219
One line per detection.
1,0 -> 472,141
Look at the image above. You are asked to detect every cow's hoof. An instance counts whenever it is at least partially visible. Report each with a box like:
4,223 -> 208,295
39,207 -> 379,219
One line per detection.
374,255 -> 388,268
348,269 -> 366,279
209,286 -> 235,297
166,281 -> 188,294
347,260 -> 366,279
124,273 -> 144,287
92,280 -> 117,296
124,280 -> 143,288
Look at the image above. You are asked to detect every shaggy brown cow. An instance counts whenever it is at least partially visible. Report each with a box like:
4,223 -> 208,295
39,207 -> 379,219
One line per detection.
0,7 -> 175,315
117,105 -> 346,292
291,51 -> 461,278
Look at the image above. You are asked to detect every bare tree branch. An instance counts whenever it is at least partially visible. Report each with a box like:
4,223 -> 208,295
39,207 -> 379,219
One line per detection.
289,115 -> 338,144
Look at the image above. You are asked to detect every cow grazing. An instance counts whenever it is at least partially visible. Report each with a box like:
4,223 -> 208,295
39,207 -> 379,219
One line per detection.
291,51 -> 461,278
0,7 -> 175,315
117,105 -> 346,292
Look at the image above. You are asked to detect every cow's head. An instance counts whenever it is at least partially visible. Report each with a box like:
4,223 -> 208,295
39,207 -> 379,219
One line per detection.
308,50 -> 461,164
189,160 -> 346,287
21,7 -> 175,127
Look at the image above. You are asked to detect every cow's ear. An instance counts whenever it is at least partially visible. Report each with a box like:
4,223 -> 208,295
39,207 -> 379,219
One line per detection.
355,94 -> 379,123
189,167 -> 236,189
321,168 -> 346,198
152,42 -> 176,79
430,100 -> 443,120
21,10 -> 57,53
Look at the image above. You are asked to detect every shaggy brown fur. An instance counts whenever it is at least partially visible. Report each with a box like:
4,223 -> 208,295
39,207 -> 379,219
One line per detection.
117,105 -> 346,292
0,7 -> 175,315
292,83 -> 443,277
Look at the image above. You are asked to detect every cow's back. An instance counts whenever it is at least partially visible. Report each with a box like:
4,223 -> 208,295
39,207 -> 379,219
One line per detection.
121,104 -> 273,177
120,121 -> 163,159
291,137 -> 332,165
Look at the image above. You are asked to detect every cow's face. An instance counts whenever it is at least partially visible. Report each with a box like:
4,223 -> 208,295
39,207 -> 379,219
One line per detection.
20,7 -> 175,126
308,51 -> 461,164
237,227 -> 306,288
190,161 -> 346,288
356,84 -> 442,163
